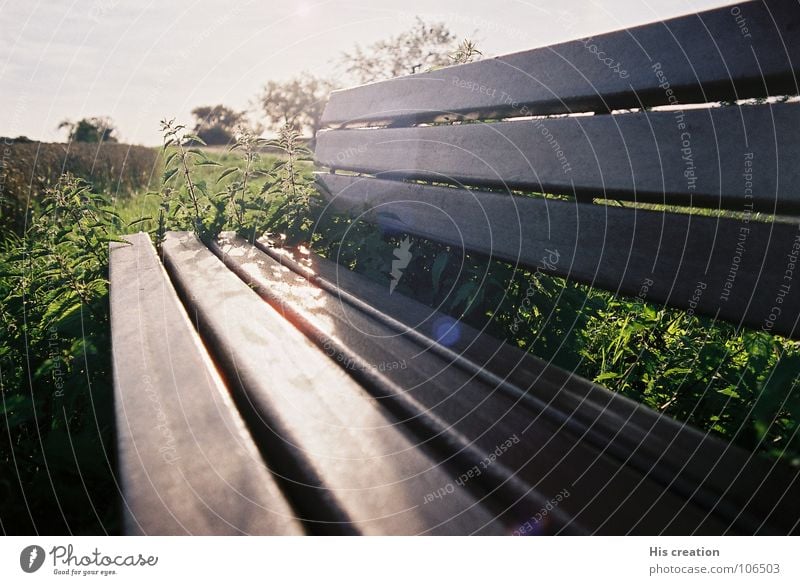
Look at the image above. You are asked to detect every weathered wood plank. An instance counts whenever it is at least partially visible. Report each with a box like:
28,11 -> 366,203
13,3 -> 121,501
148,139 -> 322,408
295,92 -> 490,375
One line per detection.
160,231 -> 506,535
317,173 -> 800,340
317,103 -> 800,213
209,232 -> 750,535
253,240 -> 800,534
109,233 -> 303,535
321,0 -> 800,127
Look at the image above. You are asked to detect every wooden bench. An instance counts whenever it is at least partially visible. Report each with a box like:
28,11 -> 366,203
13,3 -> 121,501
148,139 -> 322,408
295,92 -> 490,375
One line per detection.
111,0 -> 800,535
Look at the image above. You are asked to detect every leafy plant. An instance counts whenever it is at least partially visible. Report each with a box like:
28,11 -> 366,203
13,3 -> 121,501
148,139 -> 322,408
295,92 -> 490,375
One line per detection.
450,39 -> 483,64
0,141 -> 158,237
0,174 -> 123,534
155,119 -> 317,248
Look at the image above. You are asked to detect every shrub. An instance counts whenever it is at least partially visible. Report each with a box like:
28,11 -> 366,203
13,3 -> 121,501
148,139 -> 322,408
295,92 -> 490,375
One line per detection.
190,105 -> 247,146
0,141 -> 159,237
58,117 -> 119,144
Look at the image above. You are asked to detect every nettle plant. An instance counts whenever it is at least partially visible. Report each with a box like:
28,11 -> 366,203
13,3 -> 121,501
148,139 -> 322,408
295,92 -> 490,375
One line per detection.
0,174 -> 123,533
157,119 -> 318,246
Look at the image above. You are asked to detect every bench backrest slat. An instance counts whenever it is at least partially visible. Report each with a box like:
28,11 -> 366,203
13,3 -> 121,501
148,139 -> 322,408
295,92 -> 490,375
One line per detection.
317,103 -> 800,213
321,0 -> 800,128
318,173 -> 800,339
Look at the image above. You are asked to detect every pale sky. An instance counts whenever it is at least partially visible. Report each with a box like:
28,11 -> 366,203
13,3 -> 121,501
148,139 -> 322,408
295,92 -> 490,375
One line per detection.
0,0 -> 733,145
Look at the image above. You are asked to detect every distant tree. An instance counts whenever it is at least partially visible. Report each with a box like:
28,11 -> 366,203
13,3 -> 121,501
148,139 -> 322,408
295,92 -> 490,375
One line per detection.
339,18 -> 458,84
190,105 -> 246,145
257,73 -> 335,137
58,117 -> 118,143
255,23 -> 480,139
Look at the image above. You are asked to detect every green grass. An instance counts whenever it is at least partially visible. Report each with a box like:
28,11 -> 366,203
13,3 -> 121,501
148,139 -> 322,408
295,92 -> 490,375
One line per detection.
0,141 -> 159,237
110,147 -> 292,237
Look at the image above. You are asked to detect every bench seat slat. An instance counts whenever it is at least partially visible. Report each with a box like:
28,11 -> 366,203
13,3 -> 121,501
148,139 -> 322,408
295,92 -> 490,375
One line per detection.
282,240 -> 800,534
316,103 -> 800,213
258,240 -> 800,535
109,233 -> 303,535
160,232 -> 506,535
317,173 -> 800,340
321,0 -> 800,127
210,233 -> 754,535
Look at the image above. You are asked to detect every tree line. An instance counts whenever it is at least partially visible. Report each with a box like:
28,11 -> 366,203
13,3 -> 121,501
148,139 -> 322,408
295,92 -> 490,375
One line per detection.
58,20 -> 481,145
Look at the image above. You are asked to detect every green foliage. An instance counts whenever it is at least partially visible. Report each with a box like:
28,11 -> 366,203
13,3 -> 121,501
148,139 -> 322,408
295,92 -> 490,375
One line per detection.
0,174 -> 122,534
156,119 -> 317,246
258,74 -> 335,137
0,141 -> 159,237
58,117 -> 118,143
576,297 -> 799,459
190,105 -> 247,146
